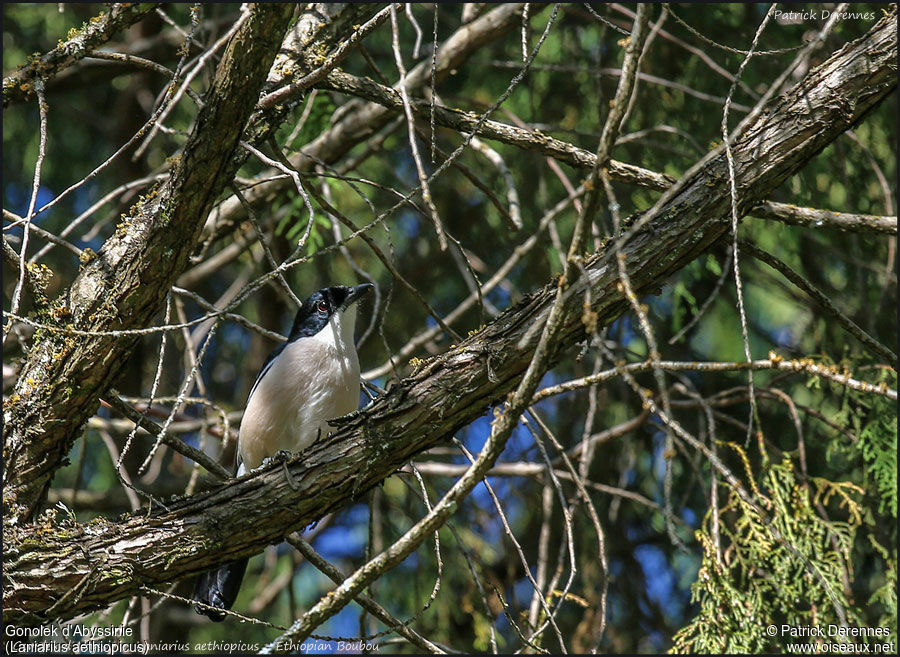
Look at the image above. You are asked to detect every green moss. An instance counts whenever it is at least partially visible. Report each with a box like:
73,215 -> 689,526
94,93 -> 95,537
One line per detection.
78,247 -> 97,268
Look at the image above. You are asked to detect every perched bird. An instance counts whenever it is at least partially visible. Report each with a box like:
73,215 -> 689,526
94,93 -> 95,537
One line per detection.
193,283 -> 374,621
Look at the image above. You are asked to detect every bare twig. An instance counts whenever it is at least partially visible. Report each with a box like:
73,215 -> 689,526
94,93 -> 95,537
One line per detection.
741,240 -> 897,363
531,358 -> 897,403
390,4 -> 447,250
102,392 -> 231,480
8,81 -> 49,328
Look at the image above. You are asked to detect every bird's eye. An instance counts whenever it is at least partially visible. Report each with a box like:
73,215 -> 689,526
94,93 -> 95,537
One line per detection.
316,300 -> 328,314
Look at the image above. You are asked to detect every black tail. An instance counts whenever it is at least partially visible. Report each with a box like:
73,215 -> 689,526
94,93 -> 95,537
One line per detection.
193,557 -> 248,622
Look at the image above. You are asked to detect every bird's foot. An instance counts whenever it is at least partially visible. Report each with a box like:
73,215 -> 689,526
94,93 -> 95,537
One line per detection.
260,449 -> 294,467
272,449 -> 294,462
260,450 -> 300,490
337,408 -> 363,422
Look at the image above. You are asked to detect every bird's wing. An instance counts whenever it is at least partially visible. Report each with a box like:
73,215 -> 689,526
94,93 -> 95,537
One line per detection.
238,341 -> 292,474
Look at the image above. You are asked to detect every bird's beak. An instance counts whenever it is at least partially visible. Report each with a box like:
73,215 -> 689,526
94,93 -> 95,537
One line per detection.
343,283 -> 374,309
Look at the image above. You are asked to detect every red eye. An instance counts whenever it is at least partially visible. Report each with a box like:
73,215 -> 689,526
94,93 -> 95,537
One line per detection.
317,300 -> 328,313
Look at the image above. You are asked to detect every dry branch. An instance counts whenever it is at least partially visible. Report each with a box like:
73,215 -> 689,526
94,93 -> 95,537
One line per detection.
205,2 -> 530,231
750,200 -> 897,234
319,69 -> 897,235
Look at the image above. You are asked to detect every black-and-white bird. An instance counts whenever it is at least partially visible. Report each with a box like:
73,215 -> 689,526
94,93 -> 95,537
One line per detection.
193,282 -> 373,621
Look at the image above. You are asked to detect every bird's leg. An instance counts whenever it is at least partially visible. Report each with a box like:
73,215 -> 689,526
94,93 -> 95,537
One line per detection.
360,382 -> 377,402
281,461 -> 299,490
332,399 -> 375,429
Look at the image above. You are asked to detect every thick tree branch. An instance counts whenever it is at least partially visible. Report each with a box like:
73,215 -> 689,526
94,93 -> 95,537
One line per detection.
2,3 -> 296,522
242,3 -> 386,149
3,6 -> 388,524
3,6 -> 895,628
257,4 -> 397,110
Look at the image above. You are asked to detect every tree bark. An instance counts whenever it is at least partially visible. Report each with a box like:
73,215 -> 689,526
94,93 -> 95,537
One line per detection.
3,8 -> 895,626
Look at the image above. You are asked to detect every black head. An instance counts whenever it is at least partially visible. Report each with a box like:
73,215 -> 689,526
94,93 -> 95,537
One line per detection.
288,283 -> 374,340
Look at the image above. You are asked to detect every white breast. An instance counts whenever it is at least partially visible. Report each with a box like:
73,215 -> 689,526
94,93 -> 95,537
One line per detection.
239,307 -> 359,470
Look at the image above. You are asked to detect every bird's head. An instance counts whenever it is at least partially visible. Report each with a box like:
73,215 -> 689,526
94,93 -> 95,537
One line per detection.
288,283 -> 374,341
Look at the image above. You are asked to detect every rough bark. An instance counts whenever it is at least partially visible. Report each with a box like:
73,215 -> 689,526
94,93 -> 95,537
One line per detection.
2,3 -> 296,522
242,3 -> 387,152
750,201 -> 897,234
3,8 -> 895,626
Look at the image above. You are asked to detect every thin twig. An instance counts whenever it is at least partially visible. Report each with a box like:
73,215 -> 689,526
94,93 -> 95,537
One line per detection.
390,4 -> 447,250
9,80 -> 49,325
103,392 -> 231,480
720,4 -> 778,445
530,358 -> 897,403
741,240 -> 896,363
286,535 -> 445,653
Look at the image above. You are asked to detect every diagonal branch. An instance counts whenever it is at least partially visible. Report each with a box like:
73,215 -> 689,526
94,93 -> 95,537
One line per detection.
740,240 -> 897,363
3,4 -> 387,525
266,8 -> 652,651
2,5 -> 895,629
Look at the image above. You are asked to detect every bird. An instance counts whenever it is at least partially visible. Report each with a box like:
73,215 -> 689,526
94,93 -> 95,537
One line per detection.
193,282 -> 374,621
